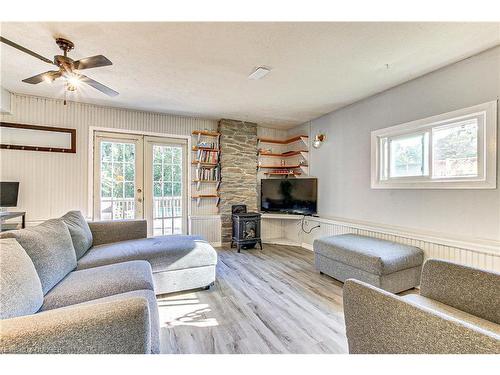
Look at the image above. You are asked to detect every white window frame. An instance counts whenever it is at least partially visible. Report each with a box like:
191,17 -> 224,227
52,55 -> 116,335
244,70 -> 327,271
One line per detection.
371,101 -> 497,189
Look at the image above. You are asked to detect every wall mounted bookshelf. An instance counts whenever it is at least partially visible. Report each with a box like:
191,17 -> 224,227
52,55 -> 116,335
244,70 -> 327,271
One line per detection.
257,134 -> 309,178
191,130 -> 221,210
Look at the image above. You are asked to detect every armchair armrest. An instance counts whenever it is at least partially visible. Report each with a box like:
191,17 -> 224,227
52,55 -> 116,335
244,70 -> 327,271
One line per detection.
0,297 -> 151,354
89,219 -> 147,246
420,259 -> 500,324
343,279 -> 500,354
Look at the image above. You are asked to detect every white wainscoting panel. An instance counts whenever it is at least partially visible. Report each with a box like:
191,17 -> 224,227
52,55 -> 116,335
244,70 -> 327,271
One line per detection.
281,216 -> 500,272
189,215 -> 221,246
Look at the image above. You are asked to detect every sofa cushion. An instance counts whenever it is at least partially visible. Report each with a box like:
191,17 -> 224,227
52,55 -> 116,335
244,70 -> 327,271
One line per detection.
77,235 -> 217,273
61,211 -> 93,259
0,238 -> 44,319
313,234 -> 423,275
0,219 -> 77,294
402,294 -> 500,335
41,260 -> 154,311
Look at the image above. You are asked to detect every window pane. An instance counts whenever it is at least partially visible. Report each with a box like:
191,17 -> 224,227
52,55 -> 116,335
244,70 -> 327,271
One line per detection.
153,182 -> 162,197
172,165 -> 181,182
153,146 -> 162,164
124,163 -> 135,181
124,182 -> 135,198
163,183 -> 173,196
163,147 -> 173,163
389,134 -> 424,177
432,121 -> 478,178
112,143 -> 124,162
163,165 -> 172,182
101,142 -> 112,162
123,144 -> 135,163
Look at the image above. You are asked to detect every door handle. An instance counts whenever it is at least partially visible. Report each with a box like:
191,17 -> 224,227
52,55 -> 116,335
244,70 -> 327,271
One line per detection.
137,188 -> 142,193
137,198 -> 143,203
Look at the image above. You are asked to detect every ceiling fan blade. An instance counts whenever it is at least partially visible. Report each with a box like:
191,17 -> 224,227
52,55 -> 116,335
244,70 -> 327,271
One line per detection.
74,55 -> 112,70
1,36 -> 54,65
22,70 -> 61,84
79,75 -> 118,97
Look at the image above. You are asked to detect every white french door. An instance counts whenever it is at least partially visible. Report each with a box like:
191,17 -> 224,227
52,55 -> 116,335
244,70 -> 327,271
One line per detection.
144,136 -> 188,237
93,131 -> 188,236
94,132 -> 144,220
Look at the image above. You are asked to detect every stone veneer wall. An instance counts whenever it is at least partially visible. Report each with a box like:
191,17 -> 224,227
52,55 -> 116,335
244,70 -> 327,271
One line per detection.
218,119 -> 258,243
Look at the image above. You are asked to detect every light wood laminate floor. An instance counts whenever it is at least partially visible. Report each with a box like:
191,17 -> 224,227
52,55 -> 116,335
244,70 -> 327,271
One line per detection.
158,244 -> 349,354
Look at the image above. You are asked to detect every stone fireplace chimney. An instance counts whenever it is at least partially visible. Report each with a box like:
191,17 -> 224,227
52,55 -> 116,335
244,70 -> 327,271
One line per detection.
217,119 -> 258,244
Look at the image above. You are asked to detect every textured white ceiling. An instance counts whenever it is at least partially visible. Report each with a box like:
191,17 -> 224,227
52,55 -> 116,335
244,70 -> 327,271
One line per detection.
1,22 -> 499,128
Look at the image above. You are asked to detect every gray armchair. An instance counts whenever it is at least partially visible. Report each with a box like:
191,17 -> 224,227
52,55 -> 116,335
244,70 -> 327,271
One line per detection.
343,259 -> 500,354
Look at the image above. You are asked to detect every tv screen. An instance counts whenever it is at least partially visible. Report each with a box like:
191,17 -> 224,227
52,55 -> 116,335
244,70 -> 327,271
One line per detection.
0,182 -> 19,207
260,178 -> 317,215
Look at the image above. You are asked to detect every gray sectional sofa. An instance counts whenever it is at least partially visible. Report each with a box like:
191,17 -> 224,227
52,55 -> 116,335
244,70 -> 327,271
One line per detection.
343,259 -> 500,354
0,211 -> 218,354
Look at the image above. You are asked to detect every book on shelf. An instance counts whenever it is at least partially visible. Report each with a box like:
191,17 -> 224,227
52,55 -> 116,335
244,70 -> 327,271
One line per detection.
195,149 -> 219,163
196,165 -> 220,181
196,141 -> 219,149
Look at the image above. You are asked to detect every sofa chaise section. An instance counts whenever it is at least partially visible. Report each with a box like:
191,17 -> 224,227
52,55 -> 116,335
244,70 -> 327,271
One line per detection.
79,219 -> 217,295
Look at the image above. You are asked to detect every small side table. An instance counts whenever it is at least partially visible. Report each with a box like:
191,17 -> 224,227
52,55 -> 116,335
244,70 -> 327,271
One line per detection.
0,211 -> 26,232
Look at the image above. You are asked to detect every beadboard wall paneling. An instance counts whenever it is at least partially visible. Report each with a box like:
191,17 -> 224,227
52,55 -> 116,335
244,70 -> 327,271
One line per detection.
0,93 -> 221,242
189,215 -> 222,246
287,217 -> 500,272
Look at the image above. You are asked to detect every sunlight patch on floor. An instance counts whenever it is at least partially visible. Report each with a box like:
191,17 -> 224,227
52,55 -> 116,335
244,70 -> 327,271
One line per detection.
157,292 -> 219,328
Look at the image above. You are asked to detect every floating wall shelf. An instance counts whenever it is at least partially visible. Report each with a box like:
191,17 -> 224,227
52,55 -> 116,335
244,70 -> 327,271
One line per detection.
192,179 -> 221,191
191,194 -> 220,207
264,171 -> 302,176
258,164 -> 308,169
192,161 -> 218,167
257,135 -> 308,145
258,150 -> 308,157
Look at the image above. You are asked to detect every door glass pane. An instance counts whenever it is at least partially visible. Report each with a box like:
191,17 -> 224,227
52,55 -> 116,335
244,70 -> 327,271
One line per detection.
389,134 -> 425,178
152,144 -> 183,236
100,141 -> 136,220
432,120 -> 478,178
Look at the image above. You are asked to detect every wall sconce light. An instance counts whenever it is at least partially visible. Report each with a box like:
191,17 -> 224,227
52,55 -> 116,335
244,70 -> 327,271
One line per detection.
312,133 -> 326,149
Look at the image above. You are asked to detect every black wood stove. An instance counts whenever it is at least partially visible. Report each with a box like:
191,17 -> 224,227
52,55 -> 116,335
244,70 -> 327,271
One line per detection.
230,205 -> 263,253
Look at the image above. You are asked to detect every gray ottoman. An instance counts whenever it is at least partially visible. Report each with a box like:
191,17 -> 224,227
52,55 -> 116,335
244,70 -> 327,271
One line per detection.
314,234 -> 424,293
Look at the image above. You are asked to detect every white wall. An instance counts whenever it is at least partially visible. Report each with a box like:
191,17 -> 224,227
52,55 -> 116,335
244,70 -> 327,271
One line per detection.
0,93 -> 219,232
306,46 -> 500,243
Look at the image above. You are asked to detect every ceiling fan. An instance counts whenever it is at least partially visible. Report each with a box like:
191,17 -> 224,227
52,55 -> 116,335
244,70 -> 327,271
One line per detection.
0,36 -> 118,97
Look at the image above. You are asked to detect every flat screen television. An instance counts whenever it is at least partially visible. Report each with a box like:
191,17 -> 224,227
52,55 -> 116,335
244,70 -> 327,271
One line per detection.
0,182 -> 20,207
260,178 -> 317,215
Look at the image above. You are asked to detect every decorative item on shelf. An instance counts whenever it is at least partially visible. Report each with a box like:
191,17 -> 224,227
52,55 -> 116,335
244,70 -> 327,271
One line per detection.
312,133 -> 326,149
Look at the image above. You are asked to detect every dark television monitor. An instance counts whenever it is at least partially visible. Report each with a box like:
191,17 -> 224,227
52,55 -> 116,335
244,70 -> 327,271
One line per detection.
0,182 -> 20,207
260,178 -> 317,215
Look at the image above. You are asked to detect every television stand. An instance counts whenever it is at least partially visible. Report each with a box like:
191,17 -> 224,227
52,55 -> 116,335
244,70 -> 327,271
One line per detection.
260,213 -> 305,246
0,211 -> 26,231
